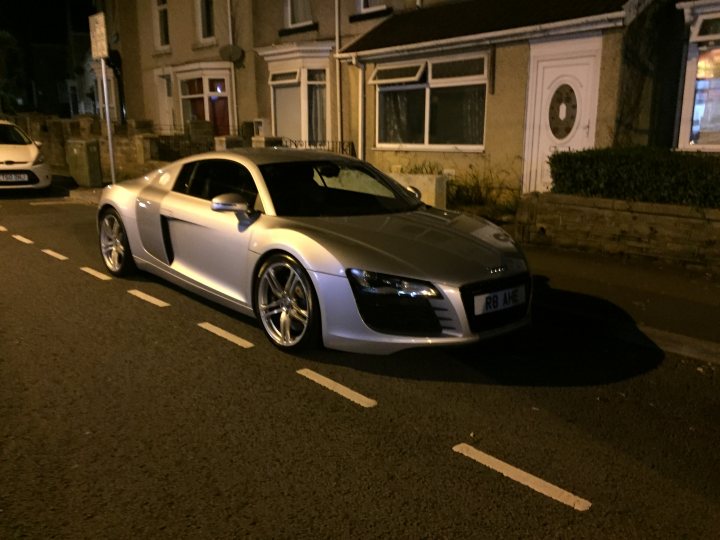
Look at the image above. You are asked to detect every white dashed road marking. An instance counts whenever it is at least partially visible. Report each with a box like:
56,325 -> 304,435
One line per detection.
30,200 -> 89,206
0,225 -> 7,232
452,443 -> 592,512
42,249 -> 69,261
297,368 -> 377,408
640,325 -> 720,366
128,289 -> 170,307
198,322 -> 254,349
80,266 -> 112,281
12,234 -> 33,244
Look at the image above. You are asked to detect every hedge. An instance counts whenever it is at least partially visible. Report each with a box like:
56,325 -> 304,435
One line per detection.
549,147 -> 720,208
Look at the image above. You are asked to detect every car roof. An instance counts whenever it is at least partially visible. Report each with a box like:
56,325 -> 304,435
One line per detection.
225,147 -> 357,165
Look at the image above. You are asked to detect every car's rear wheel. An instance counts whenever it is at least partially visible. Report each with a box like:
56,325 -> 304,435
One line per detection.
255,253 -> 321,351
99,208 -> 136,277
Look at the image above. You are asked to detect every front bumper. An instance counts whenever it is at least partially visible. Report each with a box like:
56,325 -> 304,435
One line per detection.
314,271 -> 531,355
0,164 -> 52,190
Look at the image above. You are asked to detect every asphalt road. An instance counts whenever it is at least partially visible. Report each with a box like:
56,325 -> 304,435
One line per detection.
1,190 -> 718,538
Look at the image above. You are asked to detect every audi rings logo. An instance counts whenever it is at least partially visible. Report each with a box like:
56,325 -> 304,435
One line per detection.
487,265 -> 507,275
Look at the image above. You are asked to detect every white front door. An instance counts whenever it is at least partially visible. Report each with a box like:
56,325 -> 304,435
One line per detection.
523,36 -> 603,192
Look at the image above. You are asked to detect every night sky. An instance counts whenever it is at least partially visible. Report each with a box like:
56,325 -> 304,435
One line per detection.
0,0 -> 96,45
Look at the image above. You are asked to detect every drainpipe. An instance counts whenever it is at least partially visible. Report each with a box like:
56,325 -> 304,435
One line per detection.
227,0 -> 239,136
353,54 -> 365,160
335,0 -> 343,145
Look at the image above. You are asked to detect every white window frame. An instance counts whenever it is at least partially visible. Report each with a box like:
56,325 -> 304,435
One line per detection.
373,52 -> 488,152
285,0 -> 314,29
678,8 -> 720,150
357,0 -> 387,14
195,0 -> 216,44
174,63 -> 237,136
691,13 -> 720,43
153,0 -> 170,52
268,61 -> 330,143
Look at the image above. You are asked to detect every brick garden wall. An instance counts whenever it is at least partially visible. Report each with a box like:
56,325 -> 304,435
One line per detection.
516,193 -> 720,273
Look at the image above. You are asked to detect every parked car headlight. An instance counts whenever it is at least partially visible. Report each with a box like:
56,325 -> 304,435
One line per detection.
33,150 -> 46,165
346,269 -> 443,335
347,268 -> 440,298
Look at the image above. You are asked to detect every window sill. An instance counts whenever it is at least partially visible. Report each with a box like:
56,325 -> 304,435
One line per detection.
349,6 -> 393,23
153,47 -> 172,57
279,22 -> 319,37
373,144 -> 485,153
192,38 -> 217,51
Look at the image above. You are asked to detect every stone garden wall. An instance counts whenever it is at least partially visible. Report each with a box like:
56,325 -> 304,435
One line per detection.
516,193 -> 720,273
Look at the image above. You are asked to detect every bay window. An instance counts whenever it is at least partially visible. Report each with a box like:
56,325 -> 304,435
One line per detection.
679,9 -> 720,149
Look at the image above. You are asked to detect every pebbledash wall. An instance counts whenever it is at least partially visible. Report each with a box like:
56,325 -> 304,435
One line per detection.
515,193 -> 720,273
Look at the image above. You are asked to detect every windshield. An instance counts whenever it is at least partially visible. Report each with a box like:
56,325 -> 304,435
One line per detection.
259,160 -> 422,217
0,124 -> 31,145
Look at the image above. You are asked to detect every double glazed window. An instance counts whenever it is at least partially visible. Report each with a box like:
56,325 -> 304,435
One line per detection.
180,75 -> 230,136
197,0 -> 215,41
371,54 -> 487,149
688,14 -> 720,146
358,0 -> 386,13
286,0 -> 313,27
270,68 -> 327,144
154,0 -> 170,50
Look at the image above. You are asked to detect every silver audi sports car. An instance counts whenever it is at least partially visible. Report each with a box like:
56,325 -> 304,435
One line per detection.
97,148 -> 531,354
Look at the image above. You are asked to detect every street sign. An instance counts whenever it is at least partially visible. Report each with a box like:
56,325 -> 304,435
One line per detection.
89,12 -> 108,60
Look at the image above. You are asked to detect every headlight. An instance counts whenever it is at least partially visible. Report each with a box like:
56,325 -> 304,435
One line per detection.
33,150 -> 46,165
347,268 -> 440,298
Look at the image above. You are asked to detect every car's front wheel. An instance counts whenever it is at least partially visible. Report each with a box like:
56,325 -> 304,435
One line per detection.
99,208 -> 136,277
255,253 -> 321,351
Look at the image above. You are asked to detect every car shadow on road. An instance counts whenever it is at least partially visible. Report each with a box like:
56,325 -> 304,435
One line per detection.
305,275 -> 665,387
0,175 -> 77,200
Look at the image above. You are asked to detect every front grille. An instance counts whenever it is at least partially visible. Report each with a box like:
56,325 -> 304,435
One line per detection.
460,273 -> 531,333
353,293 -> 443,336
0,170 -> 40,186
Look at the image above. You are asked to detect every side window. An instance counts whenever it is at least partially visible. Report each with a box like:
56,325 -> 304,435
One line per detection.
173,159 -> 258,204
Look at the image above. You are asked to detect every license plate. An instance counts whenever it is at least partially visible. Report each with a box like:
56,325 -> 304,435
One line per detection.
474,286 -> 525,315
0,173 -> 28,182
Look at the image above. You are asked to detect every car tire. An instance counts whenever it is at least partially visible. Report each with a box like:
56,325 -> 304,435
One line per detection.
255,253 -> 321,352
99,208 -> 136,277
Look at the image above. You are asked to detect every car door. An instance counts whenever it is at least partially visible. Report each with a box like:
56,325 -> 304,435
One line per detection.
161,158 -> 260,305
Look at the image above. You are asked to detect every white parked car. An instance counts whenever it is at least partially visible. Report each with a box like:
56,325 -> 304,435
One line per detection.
0,120 -> 52,190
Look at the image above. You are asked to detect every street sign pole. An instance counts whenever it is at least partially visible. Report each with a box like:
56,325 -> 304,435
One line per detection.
89,12 -> 116,185
100,58 -> 116,184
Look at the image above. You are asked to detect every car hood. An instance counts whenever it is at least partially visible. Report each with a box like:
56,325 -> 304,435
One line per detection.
0,144 -> 37,165
279,207 -> 528,285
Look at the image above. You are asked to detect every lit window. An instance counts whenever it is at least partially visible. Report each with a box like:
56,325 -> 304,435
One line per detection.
372,55 -> 487,148
690,47 -> 720,145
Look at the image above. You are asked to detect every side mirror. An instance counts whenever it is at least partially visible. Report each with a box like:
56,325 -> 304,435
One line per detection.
211,192 -> 259,226
406,185 -> 422,200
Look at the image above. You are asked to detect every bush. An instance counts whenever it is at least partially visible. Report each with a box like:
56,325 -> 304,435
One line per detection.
447,163 -> 520,220
549,147 -> 720,208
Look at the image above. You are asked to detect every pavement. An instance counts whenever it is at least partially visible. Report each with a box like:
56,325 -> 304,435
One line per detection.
62,183 -> 720,367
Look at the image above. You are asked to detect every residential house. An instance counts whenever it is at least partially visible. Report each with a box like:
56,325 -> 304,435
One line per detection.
98,0 -> 258,136
90,0 -> 717,197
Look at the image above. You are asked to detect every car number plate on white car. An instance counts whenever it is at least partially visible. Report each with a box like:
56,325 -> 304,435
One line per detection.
0,173 -> 28,182
474,286 -> 525,315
